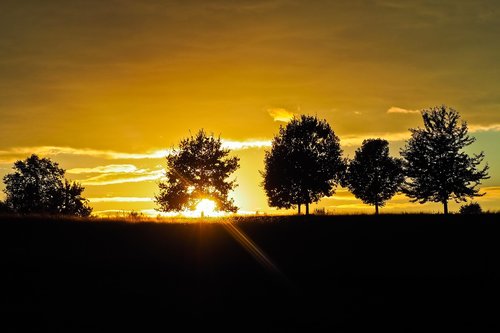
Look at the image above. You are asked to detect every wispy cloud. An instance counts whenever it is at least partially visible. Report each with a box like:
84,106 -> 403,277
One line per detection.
80,169 -> 164,186
88,197 -> 153,203
221,139 -> 271,150
66,164 -> 165,186
468,123 -> 500,133
0,146 -> 171,163
387,107 -> 421,114
267,108 -> 294,122
1,124 -> 498,166
93,209 -> 178,218
476,186 -> 500,202
326,187 -> 500,213
67,164 -> 143,174
0,139 -> 275,164
340,131 -> 410,147
339,122 -> 500,148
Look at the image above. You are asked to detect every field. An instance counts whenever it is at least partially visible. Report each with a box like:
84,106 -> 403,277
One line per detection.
1,214 -> 499,332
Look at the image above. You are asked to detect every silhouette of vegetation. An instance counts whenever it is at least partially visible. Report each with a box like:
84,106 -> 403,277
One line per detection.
401,106 -> 489,214
2,154 -> 92,216
345,139 -> 404,214
313,207 -> 328,215
1,214 -> 499,331
156,129 -> 240,213
459,202 -> 483,214
262,115 -> 345,215
128,210 -> 144,220
0,200 -> 11,214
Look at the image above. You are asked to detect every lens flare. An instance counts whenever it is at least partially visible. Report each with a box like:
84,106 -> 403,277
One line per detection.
195,199 -> 217,217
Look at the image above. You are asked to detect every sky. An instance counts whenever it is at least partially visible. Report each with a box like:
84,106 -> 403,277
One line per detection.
1,0 -> 499,215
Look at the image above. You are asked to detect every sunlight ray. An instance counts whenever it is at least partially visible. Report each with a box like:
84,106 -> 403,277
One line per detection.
220,220 -> 283,276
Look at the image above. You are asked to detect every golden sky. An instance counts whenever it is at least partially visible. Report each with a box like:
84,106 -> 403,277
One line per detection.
1,0 -> 499,215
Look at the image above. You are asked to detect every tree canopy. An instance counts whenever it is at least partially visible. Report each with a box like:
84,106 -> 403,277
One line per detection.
3,154 -> 92,216
345,139 -> 404,214
400,105 -> 489,214
262,115 -> 345,215
155,129 -> 240,213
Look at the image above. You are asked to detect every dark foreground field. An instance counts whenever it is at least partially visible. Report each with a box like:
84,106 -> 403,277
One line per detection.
1,214 -> 499,332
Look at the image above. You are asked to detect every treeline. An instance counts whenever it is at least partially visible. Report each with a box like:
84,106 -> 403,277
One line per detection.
0,105 -> 489,217
260,105 -> 489,215
156,104 -> 488,215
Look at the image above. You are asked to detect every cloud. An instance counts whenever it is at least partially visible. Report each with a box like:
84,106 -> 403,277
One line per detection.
468,123 -> 500,133
67,164 -> 163,186
88,197 -> 153,203
93,209 -> 178,218
221,139 -> 271,150
67,164 -> 142,174
0,125 -> 497,166
80,169 -> 164,186
321,188 -> 359,201
325,187 -> 500,213
387,107 -> 421,114
338,122 -> 500,148
475,186 -> 500,202
267,108 -> 294,122
339,131 -> 410,147
0,140 -> 275,164
0,146 -> 171,163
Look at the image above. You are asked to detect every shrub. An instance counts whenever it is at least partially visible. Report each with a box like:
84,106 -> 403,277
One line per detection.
128,210 -> 144,221
314,207 -> 326,215
459,202 -> 482,214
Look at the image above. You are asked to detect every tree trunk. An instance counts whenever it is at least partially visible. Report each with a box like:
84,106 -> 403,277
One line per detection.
298,204 -> 301,215
375,203 -> 379,215
305,202 -> 309,216
443,200 -> 448,215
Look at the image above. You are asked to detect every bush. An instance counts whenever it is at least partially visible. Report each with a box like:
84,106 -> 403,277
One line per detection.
314,207 -> 326,215
128,210 -> 144,221
459,202 -> 482,214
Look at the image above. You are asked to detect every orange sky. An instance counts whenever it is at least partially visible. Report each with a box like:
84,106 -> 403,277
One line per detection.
0,0 -> 499,215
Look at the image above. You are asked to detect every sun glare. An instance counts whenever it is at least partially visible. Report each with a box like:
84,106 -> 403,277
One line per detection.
194,199 -> 217,217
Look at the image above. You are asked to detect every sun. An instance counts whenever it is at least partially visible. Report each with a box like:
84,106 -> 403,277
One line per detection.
195,199 -> 217,217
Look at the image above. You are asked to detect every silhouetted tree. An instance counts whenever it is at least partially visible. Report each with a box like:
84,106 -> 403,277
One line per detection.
400,105 -> 489,214
58,179 -> 93,217
459,202 -> 482,214
155,129 -> 240,213
3,154 -> 92,216
262,115 -> 345,215
345,139 -> 404,214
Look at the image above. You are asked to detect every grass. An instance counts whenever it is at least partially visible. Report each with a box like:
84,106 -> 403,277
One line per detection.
1,213 -> 499,332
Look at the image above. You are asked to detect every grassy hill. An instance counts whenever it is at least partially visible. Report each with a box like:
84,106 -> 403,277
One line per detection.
1,214 -> 499,332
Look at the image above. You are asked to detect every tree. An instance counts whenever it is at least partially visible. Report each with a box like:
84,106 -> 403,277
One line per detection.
345,139 -> 404,214
261,115 -> 345,215
155,129 -> 240,213
400,105 -> 489,214
58,179 -> 93,217
3,154 -> 92,216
